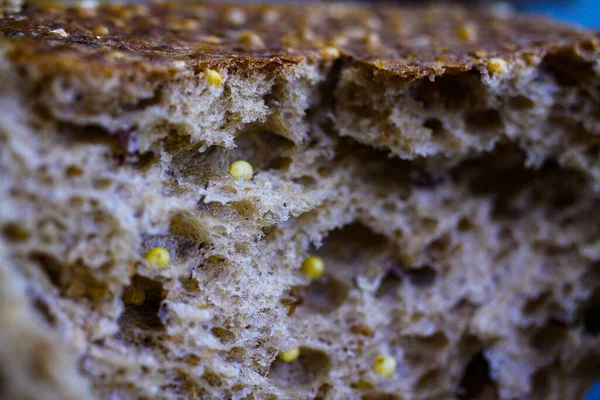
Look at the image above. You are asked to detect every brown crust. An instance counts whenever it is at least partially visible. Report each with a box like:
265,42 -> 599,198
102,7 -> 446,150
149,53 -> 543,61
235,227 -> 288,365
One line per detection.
0,2 -> 598,79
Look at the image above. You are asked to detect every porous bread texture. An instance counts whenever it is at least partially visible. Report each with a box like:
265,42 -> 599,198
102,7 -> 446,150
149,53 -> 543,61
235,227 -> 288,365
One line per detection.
2,6 -> 600,400
7,51 -> 325,151
335,48 -> 600,184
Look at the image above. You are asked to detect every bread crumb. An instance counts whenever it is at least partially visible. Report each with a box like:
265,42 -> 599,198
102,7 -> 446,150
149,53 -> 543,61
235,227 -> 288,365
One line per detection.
123,287 -> 146,306
261,8 -> 279,24
279,348 -> 300,362
321,46 -> 340,60
205,69 -> 223,86
229,160 -> 253,181
239,30 -> 265,50
486,58 -> 508,75
144,248 -> 170,268
225,8 -> 246,26
457,23 -> 477,41
92,25 -> 108,36
49,28 -> 68,37
301,255 -> 325,279
374,355 -> 397,378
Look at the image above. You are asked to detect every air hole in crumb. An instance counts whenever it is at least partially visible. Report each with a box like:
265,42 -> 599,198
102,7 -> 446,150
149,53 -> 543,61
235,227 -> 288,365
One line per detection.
317,223 -> 389,280
232,200 -> 258,218
457,217 -> 476,232
458,351 -> 496,400
232,130 -> 295,170
65,165 -> 83,177
132,151 -> 158,171
524,291 -> 553,316
423,118 -> 446,136
420,217 -> 438,232
362,393 -> 404,400
586,143 -> 600,159
509,95 -> 535,110
293,176 -> 317,188
530,319 -> 568,351
169,144 -> 228,187
318,166 -> 332,178
92,177 -> 113,189
406,266 -> 437,288
322,224 -> 388,256
0,369 -> 6,394
117,275 -> 165,345
302,277 -> 349,314
227,347 -> 246,363
32,297 -> 57,326
170,212 -> 209,241
582,294 -> 600,335
376,267 -> 402,298
538,52 -> 596,86
410,70 -> 484,110
416,332 -> 450,352
269,347 -> 331,387
30,252 -> 64,288
203,254 -> 231,278
201,371 -> 223,387
2,223 -> 30,242
416,369 -> 443,392
409,171 -> 446,188
211,327 -> 236,344
315,383 -> 333,400
267,156 -> 292,171
382,202 -> 396,212
531,365 -> 554,399
466,109 -> 503,133
427,234 -> 452,254
179,276 -> 200,292
32,253 -> 109,301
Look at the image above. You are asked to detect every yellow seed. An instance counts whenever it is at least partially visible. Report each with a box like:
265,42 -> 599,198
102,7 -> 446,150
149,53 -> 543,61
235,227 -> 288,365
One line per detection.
301,255 -> 325,279
144,247 -> 170,268
181,19 -> 200,31
279,348 -> 301,362
321,46 -> 340,60
239,30 -> 265,50
225,8 -> 246,26
49,28 -> 69,38
374,355 -> 397,378
200,35 -> 223,45
457,24 -> 477,41
486,58 -> 508,75
205,69 -> 223,86
107,51 -> 127,60
229,160 -> 253,181
92,25 -> 109,36
261,8 -> 279,24
473,50 -> 488,58
123,287 -> 146,306
172,60 -> 186,70
364,32 -> 381,49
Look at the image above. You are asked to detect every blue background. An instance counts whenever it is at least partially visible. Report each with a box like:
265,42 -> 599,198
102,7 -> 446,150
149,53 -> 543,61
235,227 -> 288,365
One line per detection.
586,382 -> 600,400
519,0 -> 600,29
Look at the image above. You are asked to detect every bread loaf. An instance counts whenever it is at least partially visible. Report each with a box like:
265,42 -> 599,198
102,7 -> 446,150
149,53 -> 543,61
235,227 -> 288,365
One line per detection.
1,2 -> 600,399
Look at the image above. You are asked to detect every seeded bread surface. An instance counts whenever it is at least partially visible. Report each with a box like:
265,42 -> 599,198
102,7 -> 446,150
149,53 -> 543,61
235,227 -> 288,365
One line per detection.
1,2 -> 600,400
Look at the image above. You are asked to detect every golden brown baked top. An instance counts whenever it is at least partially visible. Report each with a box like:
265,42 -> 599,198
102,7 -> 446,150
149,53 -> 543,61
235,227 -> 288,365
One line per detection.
0,1 -> 598,78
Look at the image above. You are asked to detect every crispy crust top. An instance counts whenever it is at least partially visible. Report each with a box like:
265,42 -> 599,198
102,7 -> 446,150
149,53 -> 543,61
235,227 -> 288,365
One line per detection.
0,1 -> 598,78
